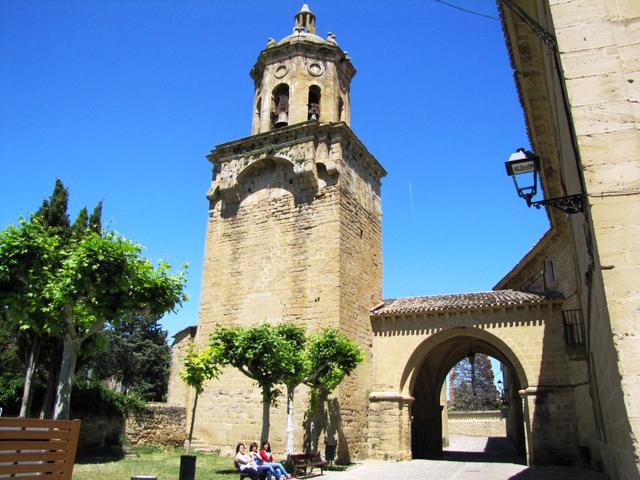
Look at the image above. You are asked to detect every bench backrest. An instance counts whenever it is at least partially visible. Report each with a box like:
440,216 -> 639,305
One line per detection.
288,452 -> 307,463
288,451 -> 324,463
0,417 -> 81,480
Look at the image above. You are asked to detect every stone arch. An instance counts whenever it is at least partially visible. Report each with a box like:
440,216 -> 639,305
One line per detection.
234,157 -> 298,208
400,327 -> 530,397
307,84 -> 321,121
404,327 -> 528,460
236,156 -> 296,185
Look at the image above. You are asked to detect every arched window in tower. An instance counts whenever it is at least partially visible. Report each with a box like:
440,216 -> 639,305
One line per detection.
338,97 -> 345,122
271,84 -> 289,129
308,86 -> 321,121
255,97 -> 262,121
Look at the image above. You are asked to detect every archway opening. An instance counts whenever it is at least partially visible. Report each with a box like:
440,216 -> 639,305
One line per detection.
411,334 -> 526,463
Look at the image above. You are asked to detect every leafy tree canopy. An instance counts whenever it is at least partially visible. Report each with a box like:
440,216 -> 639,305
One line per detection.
80,314 -> 172,401
210,323 -> 306,403
0,179 -> 187,419
305,328 -> 363,394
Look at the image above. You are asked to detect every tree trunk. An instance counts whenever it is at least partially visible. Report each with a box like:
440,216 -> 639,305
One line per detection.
53,333 -> 81,420
186,391 -> 199,454
40,341 -> 61,419
19,335 -> 41,418
286,385 -> 295,453
261,390 -> 270,442
310,391 -> 329,452
39,373 -> 56,419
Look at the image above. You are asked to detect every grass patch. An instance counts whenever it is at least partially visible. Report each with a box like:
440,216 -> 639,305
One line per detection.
73,447 -> 238,480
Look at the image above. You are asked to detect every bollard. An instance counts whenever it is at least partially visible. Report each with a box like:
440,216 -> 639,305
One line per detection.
179,454 -> 197,480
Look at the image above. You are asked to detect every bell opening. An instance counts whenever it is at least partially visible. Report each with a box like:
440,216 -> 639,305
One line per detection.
308,85 -> 321,121
271,84 -> 290,129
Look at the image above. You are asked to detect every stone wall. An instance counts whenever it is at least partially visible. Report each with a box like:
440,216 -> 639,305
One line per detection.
76,413 -> 124,456
498,0 -> 640,477
125,403 -> 186,447
550,1 -> 640,478
447,410 -> 506,437
166,326 -> 196,407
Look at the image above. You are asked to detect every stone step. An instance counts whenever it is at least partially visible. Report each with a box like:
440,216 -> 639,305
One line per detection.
187,438 -> 217,453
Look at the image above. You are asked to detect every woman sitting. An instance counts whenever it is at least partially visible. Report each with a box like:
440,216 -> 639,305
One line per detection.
259,439 -> 292,480
249,442 -> 286,480
235,443 -> 264,479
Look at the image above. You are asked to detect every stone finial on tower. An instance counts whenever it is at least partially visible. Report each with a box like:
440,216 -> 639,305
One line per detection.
294,3 -> 316,34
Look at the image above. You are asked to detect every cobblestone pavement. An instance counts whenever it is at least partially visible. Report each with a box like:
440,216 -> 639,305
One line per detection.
315,436 -> 605,480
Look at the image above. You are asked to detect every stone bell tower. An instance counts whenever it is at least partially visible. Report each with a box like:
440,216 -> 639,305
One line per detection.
193,4 -> 385,460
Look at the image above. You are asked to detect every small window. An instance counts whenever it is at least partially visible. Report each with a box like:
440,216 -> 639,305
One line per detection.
255,97 -> 262,119
562,309 -> 585,346
544,258 -> 556,288
271,84 -> 289,129
338,97 -> 344,122
308,86 -> 320,121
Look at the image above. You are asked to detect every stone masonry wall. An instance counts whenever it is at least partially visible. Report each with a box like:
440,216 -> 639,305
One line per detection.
447,411 -> 506,437
335,138 -> 383,461
194,178 -> 341,454
549,1 -> 640,478
191,124 -> 384,460
166,327 -> 196,408
125,403 -> 187,447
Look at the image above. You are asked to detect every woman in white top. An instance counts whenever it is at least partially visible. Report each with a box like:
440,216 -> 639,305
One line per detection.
235,443 -> 260,477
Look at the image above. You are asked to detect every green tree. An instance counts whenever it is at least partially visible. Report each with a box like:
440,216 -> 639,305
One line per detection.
210,323 -> 305,441
0,309 -> 23,412
82,314 -> 172,401
0,180 -> 102,417
180,345 -> 220,453
277,324 -> 307,453
209,323 -> 363,453
302,328 -> 363,452
49,230 -> 186,419
0,180 -> 187,419
449,353 -> 500,411
0,218 -> 62,417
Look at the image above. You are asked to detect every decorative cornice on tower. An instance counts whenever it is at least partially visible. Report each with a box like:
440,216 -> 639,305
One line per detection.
206,122 -> 386,206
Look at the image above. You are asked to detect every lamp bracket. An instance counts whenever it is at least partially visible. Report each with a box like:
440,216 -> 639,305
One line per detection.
529,194 -> 585,214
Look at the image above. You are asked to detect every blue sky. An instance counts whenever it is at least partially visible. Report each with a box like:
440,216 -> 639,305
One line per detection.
0,0 -> 549,340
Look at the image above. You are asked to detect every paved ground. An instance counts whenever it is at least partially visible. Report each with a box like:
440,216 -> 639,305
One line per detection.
315,436 -> 605,480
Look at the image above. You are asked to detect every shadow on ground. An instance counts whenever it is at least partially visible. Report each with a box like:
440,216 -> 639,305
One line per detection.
443,436 -> 525,464
507,466 -> 605,479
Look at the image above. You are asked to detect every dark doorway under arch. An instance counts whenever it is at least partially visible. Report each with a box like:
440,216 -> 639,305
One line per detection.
411,334 -> 526,462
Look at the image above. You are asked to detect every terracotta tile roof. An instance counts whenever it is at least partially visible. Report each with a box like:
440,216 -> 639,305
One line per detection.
370,289 -> 560,317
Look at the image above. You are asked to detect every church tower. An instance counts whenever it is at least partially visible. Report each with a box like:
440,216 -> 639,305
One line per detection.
194,4 -> 385,460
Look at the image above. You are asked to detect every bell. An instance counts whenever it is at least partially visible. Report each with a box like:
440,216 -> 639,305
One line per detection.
274,110 -> 288,128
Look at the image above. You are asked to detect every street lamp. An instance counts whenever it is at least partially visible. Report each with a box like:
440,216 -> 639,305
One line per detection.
505,148 -> 585,214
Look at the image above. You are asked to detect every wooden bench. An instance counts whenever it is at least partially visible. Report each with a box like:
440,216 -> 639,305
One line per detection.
0,417 -> 81,480
288,451 -> 327,477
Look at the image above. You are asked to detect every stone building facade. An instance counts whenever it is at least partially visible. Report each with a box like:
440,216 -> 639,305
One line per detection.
167,2 -> 640,479
498,1 -> 640,479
